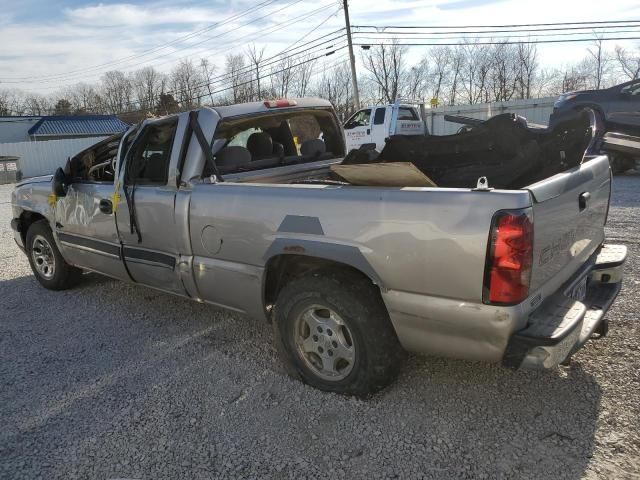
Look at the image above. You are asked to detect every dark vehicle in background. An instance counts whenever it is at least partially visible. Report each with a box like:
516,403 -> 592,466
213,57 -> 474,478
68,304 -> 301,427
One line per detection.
549,79 -> 640,173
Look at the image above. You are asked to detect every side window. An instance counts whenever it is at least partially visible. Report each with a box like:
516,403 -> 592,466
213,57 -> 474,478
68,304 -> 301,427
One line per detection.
373,107 -> 386,125
126,120 -> 177,185
345,109 -> 372,129
397,107 -> 418,120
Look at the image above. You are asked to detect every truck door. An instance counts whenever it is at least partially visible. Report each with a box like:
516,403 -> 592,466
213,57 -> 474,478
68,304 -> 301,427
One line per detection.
115,117 -> 186,294
54,180 -> 130,281
370,106 -> 388,151
343,108 -> 372,152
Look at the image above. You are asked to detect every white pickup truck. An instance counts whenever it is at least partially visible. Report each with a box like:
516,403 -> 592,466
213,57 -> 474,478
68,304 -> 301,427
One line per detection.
343,102 -> 426,152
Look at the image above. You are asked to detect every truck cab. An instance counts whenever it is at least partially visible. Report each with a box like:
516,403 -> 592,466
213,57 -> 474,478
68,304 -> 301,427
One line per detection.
343,103 -> 426,153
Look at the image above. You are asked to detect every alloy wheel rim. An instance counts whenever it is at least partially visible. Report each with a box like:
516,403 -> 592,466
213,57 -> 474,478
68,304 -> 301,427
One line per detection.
294,305 -> 356,381
31,234 -> 56,280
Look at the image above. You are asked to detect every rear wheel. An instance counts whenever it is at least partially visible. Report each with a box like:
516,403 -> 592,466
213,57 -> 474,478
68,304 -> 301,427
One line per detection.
26,220 -> 82,290
272,270 -> 405,396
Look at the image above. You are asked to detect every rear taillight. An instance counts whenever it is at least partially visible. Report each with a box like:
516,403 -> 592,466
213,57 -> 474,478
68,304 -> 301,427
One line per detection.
483,209 -> 533,305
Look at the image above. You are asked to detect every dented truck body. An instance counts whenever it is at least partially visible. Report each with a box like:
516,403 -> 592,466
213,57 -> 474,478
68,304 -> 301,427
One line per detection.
10,98 -> 626,393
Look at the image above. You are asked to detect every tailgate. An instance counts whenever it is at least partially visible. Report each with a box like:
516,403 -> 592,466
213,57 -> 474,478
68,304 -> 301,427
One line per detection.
527,155 -> 611,292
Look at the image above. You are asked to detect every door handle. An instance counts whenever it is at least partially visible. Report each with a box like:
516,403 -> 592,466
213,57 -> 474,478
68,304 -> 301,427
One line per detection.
579,191 -> 590,210
366,128 -> 370,135
99,198 -> 113,214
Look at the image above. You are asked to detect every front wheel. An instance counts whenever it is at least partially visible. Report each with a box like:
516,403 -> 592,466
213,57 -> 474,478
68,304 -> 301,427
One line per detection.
26,220 -> 82,290
272,270 -> 404,396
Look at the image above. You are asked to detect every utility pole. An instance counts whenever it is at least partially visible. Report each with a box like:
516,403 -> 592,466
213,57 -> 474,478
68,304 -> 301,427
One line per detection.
342,0 -> 360,109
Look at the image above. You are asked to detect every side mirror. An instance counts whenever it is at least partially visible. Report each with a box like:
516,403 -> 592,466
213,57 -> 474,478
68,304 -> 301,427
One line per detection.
52,167 -> 68,197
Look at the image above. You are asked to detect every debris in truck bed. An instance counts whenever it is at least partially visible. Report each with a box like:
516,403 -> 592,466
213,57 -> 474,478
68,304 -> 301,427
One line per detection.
342,111 -> 597,189
331,162 -> 437,187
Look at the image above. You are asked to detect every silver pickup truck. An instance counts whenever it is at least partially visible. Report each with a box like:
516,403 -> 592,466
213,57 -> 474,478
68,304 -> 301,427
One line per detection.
11,98 -> 627,395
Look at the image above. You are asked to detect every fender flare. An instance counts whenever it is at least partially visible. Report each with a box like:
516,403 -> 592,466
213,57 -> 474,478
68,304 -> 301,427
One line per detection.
262,238 -> 384,288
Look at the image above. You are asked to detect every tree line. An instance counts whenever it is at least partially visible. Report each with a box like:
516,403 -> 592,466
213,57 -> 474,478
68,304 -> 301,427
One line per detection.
0,39 -> 638,122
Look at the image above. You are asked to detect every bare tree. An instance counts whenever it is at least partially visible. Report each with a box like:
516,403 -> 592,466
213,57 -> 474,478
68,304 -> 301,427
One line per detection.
313,62 -> 352,120
516,43 -> 538,99
586,37 -> 612,89
170,59 -> 204,108
247,44 -> 266,100
361,40 -> 407,103
132,67 -> 165,113
404,57 -> 429,101
560,65 -> 589,92
532,68 -> 562,97
199,59 -> 216,105
447,46 -> 465,105
63,83 -> 100,113
428,46 -> 451,105
101,70 -> 133,114
0,89 -> 28,115
293,54 -> 315,97
225,53 -> 251,103
488,42 -> 519,102
270,54 -> 297,98
23,94 -> 51,115
615,45 -> 640,80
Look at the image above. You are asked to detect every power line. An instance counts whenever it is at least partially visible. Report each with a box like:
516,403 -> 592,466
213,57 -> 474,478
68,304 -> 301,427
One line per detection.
1,0 -> 312,85
150,2 -> 338,73
165,35 -> 348,96
352,23 -> 640,36
353,36 -> 640,47
19,1 -> 338,90
0,0 -> 280,82
352,19 -> 640,29
280,8 -> 341,52
353,28 -> 640,42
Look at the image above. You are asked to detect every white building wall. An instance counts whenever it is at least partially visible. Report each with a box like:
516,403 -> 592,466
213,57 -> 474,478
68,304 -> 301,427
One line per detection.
0,137 -> 107,178
426,97 -> 556,136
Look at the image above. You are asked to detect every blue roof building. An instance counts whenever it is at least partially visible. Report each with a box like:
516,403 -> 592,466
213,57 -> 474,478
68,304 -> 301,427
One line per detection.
0,115 -> 130,143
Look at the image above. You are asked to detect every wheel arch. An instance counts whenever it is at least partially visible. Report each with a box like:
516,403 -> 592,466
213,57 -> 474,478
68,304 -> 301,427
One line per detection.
262,246 -> 384,322
18,210 -> 48,246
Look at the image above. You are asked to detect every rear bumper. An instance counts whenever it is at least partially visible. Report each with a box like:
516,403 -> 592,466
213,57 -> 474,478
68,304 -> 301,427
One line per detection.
503,244 -> 627,369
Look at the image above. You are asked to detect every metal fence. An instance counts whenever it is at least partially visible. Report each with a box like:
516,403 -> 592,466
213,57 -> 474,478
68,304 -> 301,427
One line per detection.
0,137 -> 107,179
426,97 -> 556,135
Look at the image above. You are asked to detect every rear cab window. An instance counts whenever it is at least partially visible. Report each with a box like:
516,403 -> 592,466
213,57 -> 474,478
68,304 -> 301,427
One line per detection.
210,108 -> 344,175
397,107 -> 419,120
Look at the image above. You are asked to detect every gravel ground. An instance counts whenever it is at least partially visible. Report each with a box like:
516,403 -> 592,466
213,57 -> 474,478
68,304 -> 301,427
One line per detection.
1,175 -> 639,480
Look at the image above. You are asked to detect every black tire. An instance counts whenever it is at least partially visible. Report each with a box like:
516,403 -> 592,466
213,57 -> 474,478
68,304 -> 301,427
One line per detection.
25,220 -> 82,290
272,269 -> 405,396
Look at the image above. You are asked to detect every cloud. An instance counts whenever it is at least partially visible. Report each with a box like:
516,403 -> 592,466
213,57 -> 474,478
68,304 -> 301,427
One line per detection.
65,3 -> 220,27
1,0 -> 640,94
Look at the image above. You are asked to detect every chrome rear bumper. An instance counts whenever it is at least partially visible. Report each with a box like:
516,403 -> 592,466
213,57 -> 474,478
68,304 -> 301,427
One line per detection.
503,244 -> 626,369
